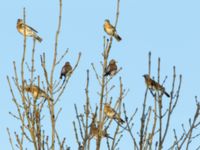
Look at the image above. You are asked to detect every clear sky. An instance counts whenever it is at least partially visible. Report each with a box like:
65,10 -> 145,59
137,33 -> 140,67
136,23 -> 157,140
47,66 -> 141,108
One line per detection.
1,0 -> 200,149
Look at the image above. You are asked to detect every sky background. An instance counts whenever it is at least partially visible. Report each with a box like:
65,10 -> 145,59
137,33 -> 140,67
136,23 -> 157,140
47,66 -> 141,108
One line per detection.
1,0 -> 200,149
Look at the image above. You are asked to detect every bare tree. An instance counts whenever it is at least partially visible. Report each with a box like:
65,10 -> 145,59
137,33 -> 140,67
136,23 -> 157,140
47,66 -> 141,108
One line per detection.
7,0 -> 81,149
7,0 -> 200,150
125,52 -> 200,150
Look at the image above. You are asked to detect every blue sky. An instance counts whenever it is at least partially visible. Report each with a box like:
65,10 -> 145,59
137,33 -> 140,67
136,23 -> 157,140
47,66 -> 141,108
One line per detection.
1,0 -> 200,149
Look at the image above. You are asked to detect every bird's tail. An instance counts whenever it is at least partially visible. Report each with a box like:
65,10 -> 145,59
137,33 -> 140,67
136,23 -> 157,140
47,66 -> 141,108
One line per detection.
115,115 -> 125,124
164,91 -> 170,97
41,93 -> 53,101
35,35 -> 42,42
114,32 -> 122,41
46,96 -> 53,102
118,118 -> 125,124
60,74 -> 63,79
104,72 -> 109,77
105,133 -> 114,140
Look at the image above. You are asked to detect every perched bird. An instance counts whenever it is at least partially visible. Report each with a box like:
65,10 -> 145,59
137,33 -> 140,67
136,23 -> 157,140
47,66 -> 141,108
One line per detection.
89,119 -> 113,140
60,62 -> 72,79
104,19 -> 122,41
104,103 -> 125,124
24,85 -> 53,101
104,59 -> 118,77
17,19 -> 42,42
143,74 -> 170,97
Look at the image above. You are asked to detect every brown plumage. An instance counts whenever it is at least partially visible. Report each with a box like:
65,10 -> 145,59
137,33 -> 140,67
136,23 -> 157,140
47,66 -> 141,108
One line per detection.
104,103 -> 125,124
60,62 -> 72,79
89,116 -> 113,140
24,85 -> 53,101
104,59 -> 118,77
104,19 -> 122,41
143,74 -> 170,97
17,19 -> 42,42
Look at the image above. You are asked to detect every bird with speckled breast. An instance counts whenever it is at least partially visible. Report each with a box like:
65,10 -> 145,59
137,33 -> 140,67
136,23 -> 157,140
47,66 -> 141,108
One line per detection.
143,74 -> 170,97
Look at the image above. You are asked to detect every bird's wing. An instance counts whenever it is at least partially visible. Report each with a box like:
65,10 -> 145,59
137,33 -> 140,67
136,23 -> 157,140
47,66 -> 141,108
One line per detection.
39,89 -> 48,97
24,24 -> 38,33
67,65 -> 72,72
152,80 -> 164,91
149,79 -> 157,88
108,23 -> 115,31
112,64 -> 117,71
105,65 -> 111,74
158,84 -> 165,91
110,107 -> 117,116
61,66 -> 66,74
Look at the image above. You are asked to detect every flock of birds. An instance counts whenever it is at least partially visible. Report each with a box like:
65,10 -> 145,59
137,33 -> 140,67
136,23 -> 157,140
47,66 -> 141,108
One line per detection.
16,18 -> 170,140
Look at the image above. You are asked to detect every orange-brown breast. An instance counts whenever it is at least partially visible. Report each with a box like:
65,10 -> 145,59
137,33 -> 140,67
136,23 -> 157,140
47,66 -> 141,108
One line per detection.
17,23 -> 23,33
31,86 -> 40,98
104,105 -> 115,117
104,22 -> 115,35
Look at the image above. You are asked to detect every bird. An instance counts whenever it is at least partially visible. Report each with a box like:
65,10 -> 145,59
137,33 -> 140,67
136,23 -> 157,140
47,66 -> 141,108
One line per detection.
89,116 -> 113,140
24,85 -> 53,101
60,62 -> 72,79
16,19 -> 42,42
104,103 -> 125,124
104,59 -> 118,77
104,19 -> 122,41
143,74 -> 170,97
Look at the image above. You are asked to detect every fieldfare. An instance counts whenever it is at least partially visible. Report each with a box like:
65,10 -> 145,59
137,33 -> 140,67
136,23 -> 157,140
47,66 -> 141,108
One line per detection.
17,19 -> 42,42
104,103 -> 124,124
60,62 -> 72,79
143,74 -> 170,97
104,19 -> 122,41
104,59 -> 117,77
24,85 -> 53,101
89,119 -> 113,140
